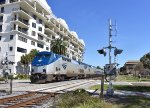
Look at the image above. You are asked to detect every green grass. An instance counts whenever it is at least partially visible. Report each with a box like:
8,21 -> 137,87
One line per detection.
90,84 -> 150,92
56,89 -> 150,108
0,77 -> 5,81
116,75 -> 150,82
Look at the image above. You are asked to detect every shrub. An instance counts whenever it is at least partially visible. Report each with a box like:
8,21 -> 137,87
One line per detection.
57,89 -> 114,108
14,74 -> 30,79
0,77 -> 5,81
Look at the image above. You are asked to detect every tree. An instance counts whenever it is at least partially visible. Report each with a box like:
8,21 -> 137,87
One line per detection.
51,38 -> 67,56
97,66 -> 103,69
20,49 -> 39,74
20,54 -> 31,74
140,52 -> 150,69
133,62 -> 144,76
28,49 -> 39,61
119,66 -> 126,74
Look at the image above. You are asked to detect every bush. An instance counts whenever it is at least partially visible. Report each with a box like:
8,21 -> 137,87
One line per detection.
14,74 -> 30,79
0,77 -> 5,81
57,89 -> 114,108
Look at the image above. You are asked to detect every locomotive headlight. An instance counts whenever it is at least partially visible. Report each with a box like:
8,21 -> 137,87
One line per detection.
31,69 -> 34,73
43,69 -> 46,73
43,66 -> 46,73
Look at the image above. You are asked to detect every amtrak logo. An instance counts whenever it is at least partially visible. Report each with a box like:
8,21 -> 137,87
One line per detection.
62,63 -> 67,70
38,59 -> 42,62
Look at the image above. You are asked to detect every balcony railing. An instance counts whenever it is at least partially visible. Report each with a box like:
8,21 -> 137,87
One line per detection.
12,7 -> 29,16
18,27 -> 28,35
10,0 -> 18,3
11,17 -> 29,26
18,17 -> 29,25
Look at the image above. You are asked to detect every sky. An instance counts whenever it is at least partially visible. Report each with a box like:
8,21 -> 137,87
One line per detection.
47,0 -> 150,67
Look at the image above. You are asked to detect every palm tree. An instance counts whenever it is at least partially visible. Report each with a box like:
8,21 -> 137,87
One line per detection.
20,54 -> 31,74
29,49 -> 39,61
20,49 -> 39,74
50,38 -> 67,56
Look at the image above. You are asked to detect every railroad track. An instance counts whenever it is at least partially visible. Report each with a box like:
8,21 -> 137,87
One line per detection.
0,80 -> 95,108
0,92 -> 55,108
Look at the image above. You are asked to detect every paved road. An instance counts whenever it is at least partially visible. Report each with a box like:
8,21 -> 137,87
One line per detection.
0,79 -> 98,92
0,79 -> 150,99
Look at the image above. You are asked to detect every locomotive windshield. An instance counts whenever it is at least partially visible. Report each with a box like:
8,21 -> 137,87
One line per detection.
37,54 -> 51,59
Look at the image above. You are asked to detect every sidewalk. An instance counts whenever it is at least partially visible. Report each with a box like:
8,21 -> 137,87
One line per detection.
114,90 -> 150,98
87,90 -> 150,98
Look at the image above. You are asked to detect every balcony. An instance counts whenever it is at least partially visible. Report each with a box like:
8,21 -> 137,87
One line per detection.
18,17 -> 28,25
10,0 -> 18,3
11,17 -> 29,28
74,48 -> 78,52
11,25 -> 28,35
12,7 -> 31,19
45,27 -> 57,36
12,17 -> 29,26
18,27 -> 28,35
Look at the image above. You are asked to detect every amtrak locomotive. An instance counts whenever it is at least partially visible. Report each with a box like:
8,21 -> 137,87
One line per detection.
30,51 -> 103,83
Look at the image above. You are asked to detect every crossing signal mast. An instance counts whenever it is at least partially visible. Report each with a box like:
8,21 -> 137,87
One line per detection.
97,19 -> 123,96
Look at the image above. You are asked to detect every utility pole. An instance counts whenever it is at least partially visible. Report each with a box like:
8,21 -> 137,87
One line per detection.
97,19 -> 123,97
109,19 -> 112,65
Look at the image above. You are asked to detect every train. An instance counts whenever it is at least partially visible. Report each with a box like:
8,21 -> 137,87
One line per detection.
30,51 -> 103,83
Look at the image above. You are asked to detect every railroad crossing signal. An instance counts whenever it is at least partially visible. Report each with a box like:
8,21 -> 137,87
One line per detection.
97,48 -> 106,56
114,48 -> 123,56
104,64 -> 116,75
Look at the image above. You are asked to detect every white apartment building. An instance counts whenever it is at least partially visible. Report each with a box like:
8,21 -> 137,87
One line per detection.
0,0 -> 85,74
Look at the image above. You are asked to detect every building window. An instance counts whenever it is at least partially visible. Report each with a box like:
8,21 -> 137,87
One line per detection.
39,19 -> 42,24
32,31 -> 36,36
46,47 -> 49,50
32,23 -> 36,28
18,36 -> 27,43
33,15 -> 36,20
17,47 -> 27,53
0,47 -> 1,52
46,39 -> 50,42
10,35 -> 14,40
9,47 -> 13,51
38,27 -> 42,32
37,43 -> 44,48
1,7 -> 4,13
38,34 -> 43,40
0,25 -> 2,32
31,41 -> 35,46
52,36 -> 55,39
0,36 -> 1,41
0,16 -> 3,22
